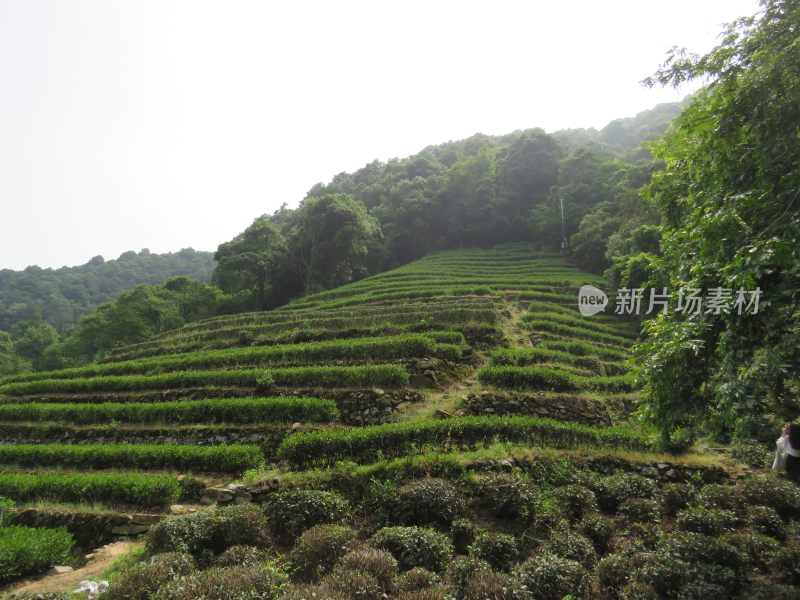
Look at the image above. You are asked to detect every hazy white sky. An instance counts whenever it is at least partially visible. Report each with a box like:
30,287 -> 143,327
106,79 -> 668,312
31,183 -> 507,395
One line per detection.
0,0 -> 761,270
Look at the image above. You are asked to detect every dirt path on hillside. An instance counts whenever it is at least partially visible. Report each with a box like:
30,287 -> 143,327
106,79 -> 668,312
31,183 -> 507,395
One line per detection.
3,539 -> 136,596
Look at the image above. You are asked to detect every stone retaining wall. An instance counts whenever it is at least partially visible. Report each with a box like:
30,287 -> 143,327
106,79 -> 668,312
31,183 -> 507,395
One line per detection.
9,508 -> 162,549
463,391 -> 613,426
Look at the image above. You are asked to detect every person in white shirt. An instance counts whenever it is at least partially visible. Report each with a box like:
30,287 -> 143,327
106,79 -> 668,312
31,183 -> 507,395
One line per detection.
774,424 -> 800,479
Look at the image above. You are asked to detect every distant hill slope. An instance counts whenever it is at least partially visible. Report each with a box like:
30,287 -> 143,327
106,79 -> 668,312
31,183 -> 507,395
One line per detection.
0,248 -> 215,334
551,101 -> 685,162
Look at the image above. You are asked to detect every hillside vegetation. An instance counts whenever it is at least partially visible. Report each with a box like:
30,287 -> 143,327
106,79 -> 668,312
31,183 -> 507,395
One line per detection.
2,244 -> 790,600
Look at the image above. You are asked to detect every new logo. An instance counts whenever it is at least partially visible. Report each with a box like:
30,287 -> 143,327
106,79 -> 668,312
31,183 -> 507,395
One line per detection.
578,285 -> 608,316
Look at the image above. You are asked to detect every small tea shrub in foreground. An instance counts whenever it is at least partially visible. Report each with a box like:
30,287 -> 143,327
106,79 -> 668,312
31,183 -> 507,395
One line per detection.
510,552 -> 589,600
104,552 -> 196,600
290,524 -> 357,582
368,526 -> 454,572
146,504 -> 268,564
658,482 -> 694,517
265,489 -> 350,541
391,478 -> 465,527
153,563 -> 287,600
592,473 -> 657,513
467,531 -> 518,572
553,484 -> 597,522
471,472 -> 539,522
541,527 -> 597,569
333,548 -> 398,594
0,525 -> 73,583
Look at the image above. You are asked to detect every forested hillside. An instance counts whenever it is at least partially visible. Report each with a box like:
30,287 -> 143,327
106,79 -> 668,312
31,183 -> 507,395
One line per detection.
211,107 -> 673,313
0,248 -> 215,334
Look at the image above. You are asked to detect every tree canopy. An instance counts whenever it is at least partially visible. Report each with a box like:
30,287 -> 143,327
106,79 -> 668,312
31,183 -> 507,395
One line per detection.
633,0 -> 800,442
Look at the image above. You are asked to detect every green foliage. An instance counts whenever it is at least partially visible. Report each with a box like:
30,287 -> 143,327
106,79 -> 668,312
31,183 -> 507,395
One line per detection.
104,552 -> 196,600
264,489 -> 350,541
636,0 -> 800,438
470,472 -> 539,522
0,396 -> 338,425
332,548 -> 398,595
591,473 -> 658,513
467,531 -> 518,572
397,568 -> 439,593
368,526 -> 454,572
0,249 -> 215,337
658,483 -> 695,517
736,474 -> 800,519
0,334 -> 456,385
0,471 -> 180,506
146,504 -> 269,564
478,365 -> 635,393
152,563 -> 287,600
747,505 -> 785,540
579,516 -> 614,555
510,552 -> 589,600
390,478 -> 465,527
290,524 -> 357,582
444,555 -> 492,599
213,545 -> 273,568
0,525 -> 73,583
553,484 -> 598,522
541,526 -> 597,569
0,364 -> 409,396
214,216 -> 288,310
616,498 -> 660,526
0,443 -> 262,472
277,416 -> 654,468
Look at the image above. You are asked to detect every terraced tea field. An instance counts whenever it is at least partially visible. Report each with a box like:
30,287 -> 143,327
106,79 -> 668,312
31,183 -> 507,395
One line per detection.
2,244 -> 787,599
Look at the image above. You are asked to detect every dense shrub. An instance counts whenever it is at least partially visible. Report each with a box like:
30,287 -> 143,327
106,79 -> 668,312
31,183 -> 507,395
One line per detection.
597,552 -> 652,598
290,525 -> 357,582
368,526 -> 453,572
396,568 -> 439,592
146,504 -> 268,564
444,555 -> 492,599
104,552 -> 196,600
470,472 -> 539,522
579,516 -> 614,555
510,552 -> 589,600
721,532 -> 780,573
0,397 -> 339,425
592,473 -> 658,513
658,483 -> 695,517
674,507 -> 738,536
660,532 -> 743,572
736,475 -> 800,519
451,518 -> 478,554
693,483 -> 745,514
541,527 -> 597,569
462,570 -> 512,600
333,548 -> 398,594
0,364 -> 409,396
153,564 -> 287,600
321,570 -> 382,600
391,478 -> 465,527
477,365 -> 635,393
278,417 -> 653,468
747,505 -> 786,539
772,544 -> 800,585
468,531 -> 518,572
553,484 -> 597,522
0,443 -> 263,473
213,545 -> 272,568
0,525 -> 73,583
265,490 -> 350,541
5,334 -> 455,383
616,499 -> 660,526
